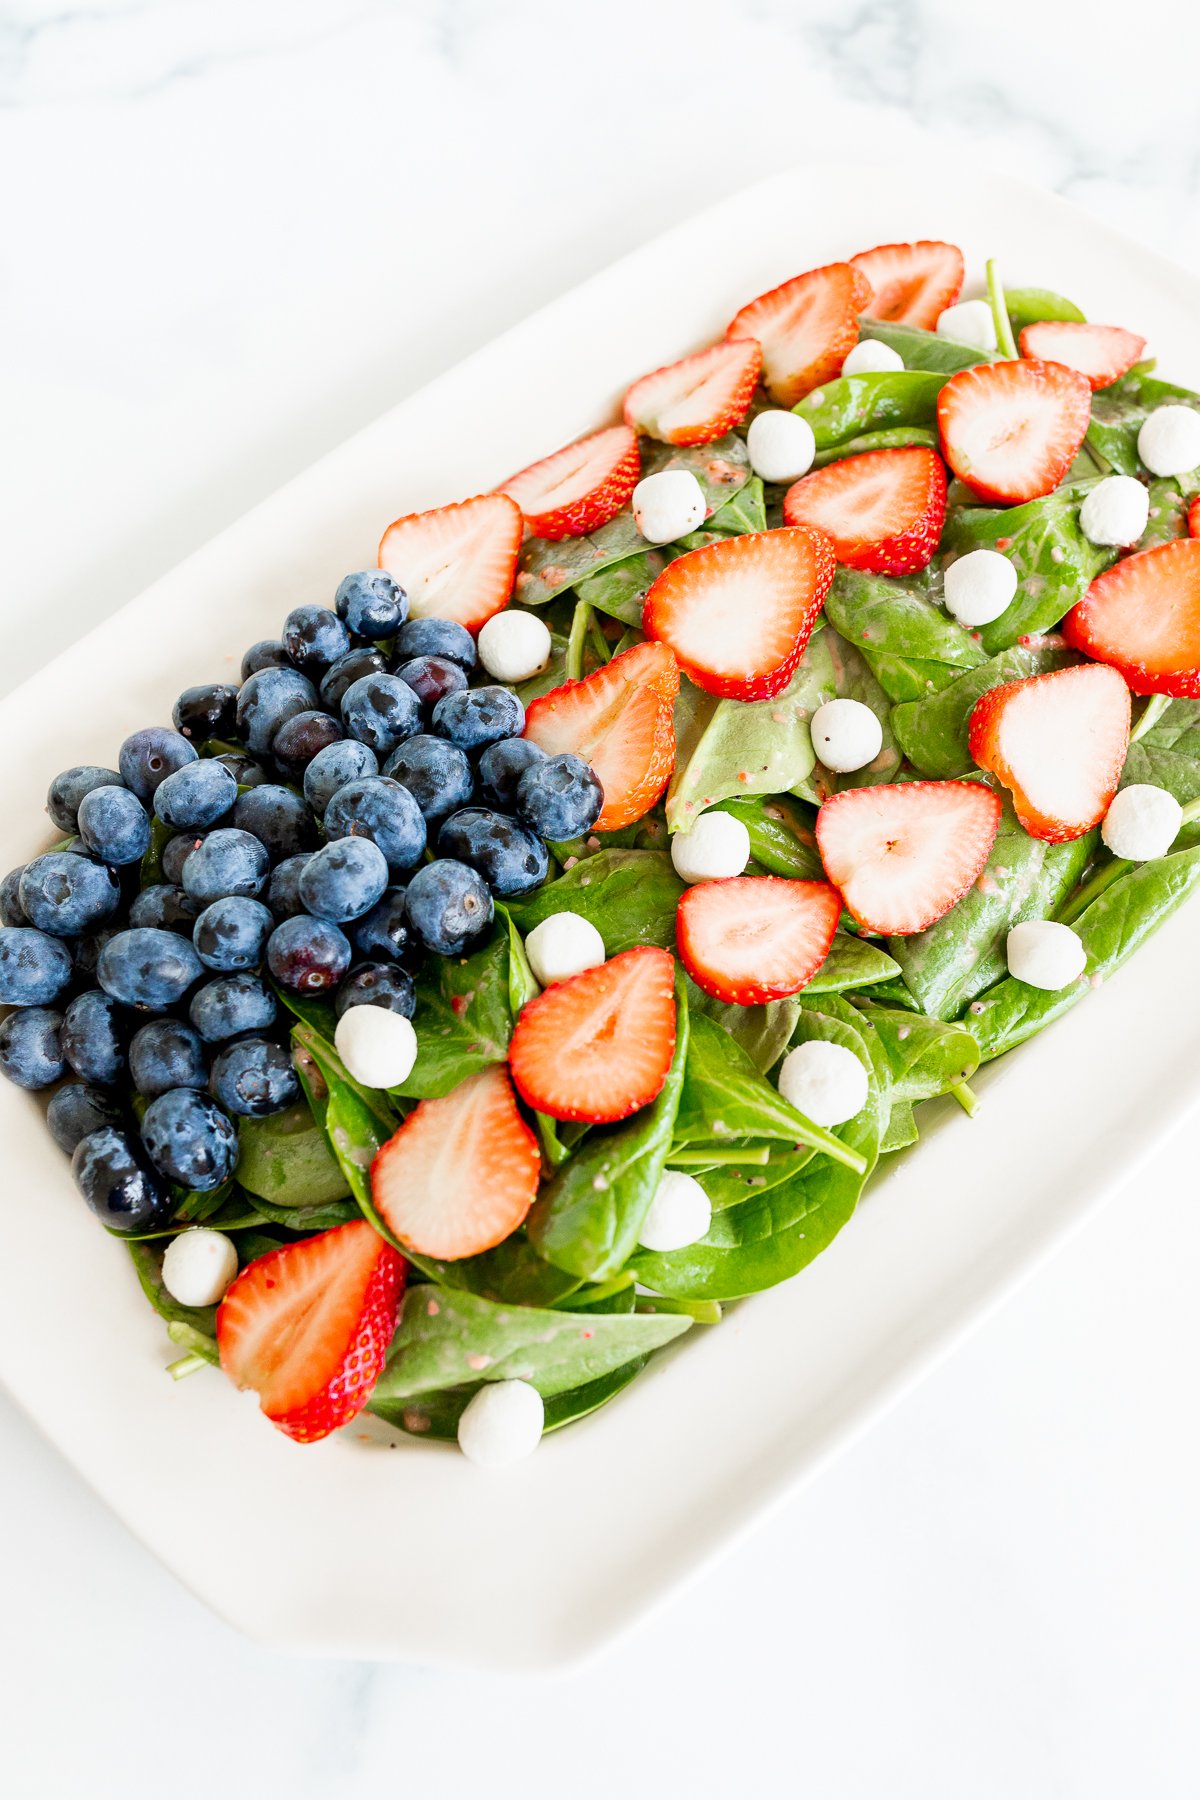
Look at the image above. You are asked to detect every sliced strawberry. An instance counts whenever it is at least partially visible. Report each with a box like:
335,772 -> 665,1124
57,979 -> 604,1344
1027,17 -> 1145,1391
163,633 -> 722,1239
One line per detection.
1017,321 -> 1146,391
676,875 -> 841,1004
1190,496 -> 1200,539
1063,538 -> 1200,697
936,358 -> 1092,505
624,338 -> 762,446
378,493 -> 522,632
369,1065 -> 540,1262
509,945 -> 676,1123
727,263 -> 867,407
782,446 -> 947,576
642,526 -> 835,701
967,663 -> 1130,843
849,240 -> 965,331
816,781 -> 1003,936
217,1221 -> 404,1445
499,425 -> 640,541
523,639 -> 679,830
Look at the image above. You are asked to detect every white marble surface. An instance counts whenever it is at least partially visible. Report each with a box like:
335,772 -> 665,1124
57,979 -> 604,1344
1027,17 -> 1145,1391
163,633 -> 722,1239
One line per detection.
3,2 -> 1200,1794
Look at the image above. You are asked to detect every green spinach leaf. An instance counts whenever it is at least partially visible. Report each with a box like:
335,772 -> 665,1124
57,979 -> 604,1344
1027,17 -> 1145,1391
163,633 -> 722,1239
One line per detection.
857,319 -> 996,373
393,929 -> 513,1098
1087,373 -> 1200,476
684,977 -> 798,1074
1003,287 -> 1085,333
804,933 -> 902,994
1120,699 -> 1200,804
812,427 -> 939,468
857,1004 -> 978,1100
235,1101 -> 352,1206
793,370 -> 947,448
711,795 -> 824,879
506,848 -> 683,954
824,567 -> 986,702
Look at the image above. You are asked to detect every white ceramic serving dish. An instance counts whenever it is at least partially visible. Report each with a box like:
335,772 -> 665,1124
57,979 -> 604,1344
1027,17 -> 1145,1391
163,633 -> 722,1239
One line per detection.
3,162 -> 1198,1673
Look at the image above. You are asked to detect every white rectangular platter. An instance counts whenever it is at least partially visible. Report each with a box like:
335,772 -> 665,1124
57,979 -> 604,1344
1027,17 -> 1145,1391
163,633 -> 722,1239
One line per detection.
2,162 -> 1198,1672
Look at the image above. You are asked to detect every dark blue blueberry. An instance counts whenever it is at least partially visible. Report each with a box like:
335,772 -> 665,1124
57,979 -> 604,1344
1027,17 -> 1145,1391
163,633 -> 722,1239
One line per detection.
173,683 -> 240,744
236,666 -> 320,756
180,828 -> 270,904
118,728 -> 198,804
153,759 -> 238,830
383,732 -> 474,825
209,1037 -> 299,1117
47,1082 -> 123,1155
323,776 -> 426,873
319,646 -> 389,712
477,737 -> 547,810
405,859 -> 493,956
189,972 -> 277,1044
267,854 -> 313,919
241,639 -> 292,678
47,765 -> 126,834
335,962 -> 416,1020
271,709 -> 344,775
19,853 -> 121,937
395,654 -> 469,711
72,1127 -> 169,1232
128,1018 -> 207,1098
98,928 -> 203,1009
193,896 -> 274,971
73,927 -> 118,984
298,837 -> 389,924
0,866 -> 28,927
350,888 -> 412,965
128,883 -> 199,933
76,785 -> 152,866
341,673 -> 422,756
303,739 -> 379,817
162,831 -> 208,885
141,1089 -> 237,1192
334,570 -> 408,640
61,989 -> 125,1085
437,808 -> 549,897
214,751 -> 270,790
0,1006 -> 64,1089
394,617 -> 476,671
0,927 -> 73,1005
516,752 -> 603,840
282,604 -> 352,676
232,786 -> 315,861
266,915 -> 353,994
432,685 -> 525,751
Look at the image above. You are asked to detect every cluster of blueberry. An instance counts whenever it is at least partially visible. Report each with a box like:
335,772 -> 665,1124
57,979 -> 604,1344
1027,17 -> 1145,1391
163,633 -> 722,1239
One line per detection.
0,571 -> 601,1239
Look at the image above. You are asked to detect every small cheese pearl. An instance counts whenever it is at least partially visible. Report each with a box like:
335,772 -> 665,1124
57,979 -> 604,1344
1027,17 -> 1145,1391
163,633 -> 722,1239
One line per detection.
746,410 -> 817,484
1079,475 -> 1149,547
670,810 -> 751,884
943,548 -> 1018,627
637,1170 -> 712,1252
477,610 -> 553,684
1101,784 -> 1182,861
334,1005 -> 418,1089
777,1040 -> 867,1127
841,338 -> 905,376
1006,920 -> 1086,990
1137,405 -> 1200,477
632,469 -> 707,544
457,1379 -> 544,1469
809,698 -> 883,773
524,911 -> 606,986
935,299 -> 998,351
161,1228 -> 239,1308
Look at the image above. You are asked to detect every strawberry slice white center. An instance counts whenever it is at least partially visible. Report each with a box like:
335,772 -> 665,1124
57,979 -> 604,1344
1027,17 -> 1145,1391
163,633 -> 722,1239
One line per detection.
502,426 -> 636,519
988,670 -> 1126,827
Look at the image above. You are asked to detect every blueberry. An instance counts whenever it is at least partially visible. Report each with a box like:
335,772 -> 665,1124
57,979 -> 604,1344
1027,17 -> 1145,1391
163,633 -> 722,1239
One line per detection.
266,915 -> 353,993
516,752 -> 603,840
241,639 -> 292,678
341,673 -> 422,756
180,828 -> 270,904
214,751 -> 269,790
0,926 -> 73,1004
193,895 -> 274,971
20,852 -> 121,937
394,617 -> 476,671
128,884 -> 199,932
272,709 -> 344,775
61,989 -> 126,1085
75,785 -> 152,865
432,685 -> 525,751
47,765 -> 126,834
323,776 -> 426,873
405,859 -> 493,956
298,837 -> 389,924
161,831 -> 208,885
73,927 -> 119,984
0,1006 -> 64,1089
47,1082 -> 123,1154
350,889 -> 412,965
0,866 -> 29,927
282,604 -> 352,676
98,927 -> 203,1009
319,646 -> 389,712
267,854 -> 313,919
438,808 -> 548,897
378,733 -> 473,827
153,759 -> 237,830
303,739 -> 379,817
72,1127 -> 169,1232
189,972 -> 277,1044
334,570 -> 408,640
141,1089 -> 238,1192
231,786 -> 315,861
236,666 -> 320,756
477,737 -> 547,810
129,1018 -> 207,1098
118,727 -> 198,804
335,962 -> 416,1019
209,1037 -> 299,1117
395,654 -> 469,711
173,683 -> 240,744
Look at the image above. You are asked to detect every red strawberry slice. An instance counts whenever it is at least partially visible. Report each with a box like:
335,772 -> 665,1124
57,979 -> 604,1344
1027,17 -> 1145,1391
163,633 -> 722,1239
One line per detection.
1063,538 -> 1200,697
369,1065 -> 540,1262
727,263 -> 869,407
676,875 -> 842,1004
642,526 -> 836,702
217,1221 -> 405,1444
1190,496 -> 1200,539
523,639 -> 679,830
782,446 -> 948,576
499,425 -> 640,541
849,240 -> 965,331
378,493 -> 522,632
936,358 -> 1092,505
1017,321 -> 1146,391
816,781 -> 1003,936
624,338 -> 763,446
509,945 -> 676,1124
968,662 -> 1130,843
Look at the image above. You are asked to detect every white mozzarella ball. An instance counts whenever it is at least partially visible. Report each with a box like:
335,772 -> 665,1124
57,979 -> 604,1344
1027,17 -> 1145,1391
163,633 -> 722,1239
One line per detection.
943,548 -> 1018,627
476,610 -> 553,684
1101,784 -> 1182,861
935,298 -> 998,351
840,338 -> 905,376
1137,405 -> 1200,477
777,1040 -> 868,1128
637,1170 -> 713,1252
334,1005 -> 418,1089
809,697 -> 884,773
457,1379 -> 544,1469
1078,474 -> 1149,547
1005,920 -> 1087,990
746,410 -> 816,484
161,1229 -> 239,1308
670,810 -> 751,884
524,910 -> 606,986
632,469 -> 707,544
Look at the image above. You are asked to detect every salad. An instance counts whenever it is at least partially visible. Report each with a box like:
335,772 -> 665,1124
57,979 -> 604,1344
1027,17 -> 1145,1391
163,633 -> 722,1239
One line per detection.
4,237 -> 1200,1471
